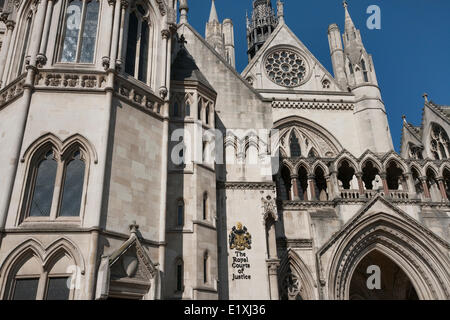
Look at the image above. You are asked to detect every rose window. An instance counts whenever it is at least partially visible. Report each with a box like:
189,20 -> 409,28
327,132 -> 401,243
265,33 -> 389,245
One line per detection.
265,50 -> 307,87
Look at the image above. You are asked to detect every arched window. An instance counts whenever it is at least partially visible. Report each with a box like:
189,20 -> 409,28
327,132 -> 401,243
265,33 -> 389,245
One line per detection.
408,143 -> 423,160
443,168 -> 450,200
198,102 -> 202,121
349,63 -> 354,74
176,258 -> 184,292
386,161 -> 404,190
202,192 -> 208,220
185,102 -> 191,117
176,199 -> 184,227
361,59 -> 369,82
60,0 -> 100,63
173,102 -> 180,117
60,151 -> 86,217
289,132 -> 301,157
362,161 -> 380,190
205,105 -> 210,125
314,166 -> 328,201
23,143 -> 88,221
203,252 -> 209,284
18,11 -> 34,75
28,150 -> 57,217
125,3 -> 151,83
6,251 -> 74,300
430,124 -> 449,160
337,160 -> 356,190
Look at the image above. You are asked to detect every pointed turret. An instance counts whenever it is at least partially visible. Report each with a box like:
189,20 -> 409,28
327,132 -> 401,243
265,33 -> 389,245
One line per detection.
205,0 -> 236,67
343,0 -> 357,41
209,0 -> 219,22
342,1 -> 393,153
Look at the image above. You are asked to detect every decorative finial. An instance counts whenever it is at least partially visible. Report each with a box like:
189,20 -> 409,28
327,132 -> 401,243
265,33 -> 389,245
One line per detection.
402,115 -> 406,122
277,0 -> 284,22
423,93 -> 428,103
343,0 -> 348,9
129,221 -> 139,235
179,0 -> 189,24
178,34 -> 187,47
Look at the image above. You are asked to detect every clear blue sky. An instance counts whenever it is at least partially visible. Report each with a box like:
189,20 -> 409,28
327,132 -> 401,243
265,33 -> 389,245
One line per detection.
185,0 -> 450,151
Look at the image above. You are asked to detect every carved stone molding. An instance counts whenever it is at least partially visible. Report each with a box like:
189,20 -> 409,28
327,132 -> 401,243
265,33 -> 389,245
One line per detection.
34,71 -> 107,90
115,76 -> 163,117
0,75 -> 25,108
217,181 -> 276,190
277,237 -> 313,249
272,100 -> 354,111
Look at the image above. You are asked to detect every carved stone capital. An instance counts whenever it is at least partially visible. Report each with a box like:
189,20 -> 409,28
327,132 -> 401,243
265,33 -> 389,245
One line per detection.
161,29 -> 171,40
120,0 -> 129,9
36,54 -> 47,68
159,86 -> 168,99
5,20 -> 15,30
102,56 -> 110,70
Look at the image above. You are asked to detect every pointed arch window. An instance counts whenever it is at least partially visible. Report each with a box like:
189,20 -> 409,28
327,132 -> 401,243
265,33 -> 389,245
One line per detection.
202,192 -> 208,220
124,3 -> 151,83
6,251 -> 75,300
203,252 -> 209,284
289,132 -> 301,157
176,258 -> 184,292
60,151 -> 86,217
22,143 -> 89,221
198,101 -> 202,121
361,59 -> 369,82
349,63 -> 354,74
176,199 -> 184,227
29,150 -> 58,217
205,104 -> 210,125
60,0 -> 100,63
185,102 -> 191,117
430,124 -> 449,160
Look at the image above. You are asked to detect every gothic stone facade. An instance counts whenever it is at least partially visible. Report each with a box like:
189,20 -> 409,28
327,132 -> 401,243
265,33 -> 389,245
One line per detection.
0,0 -> 448,300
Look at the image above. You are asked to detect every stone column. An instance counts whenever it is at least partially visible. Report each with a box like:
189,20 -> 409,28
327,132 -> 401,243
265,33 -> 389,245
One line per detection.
308,174 -> 316,201
291,175 -> 300,200
116,0 -> 129,70
380,173 -> 389,196
37,0 -> 55,66
356,172 -> 365,194
0,20 -> 15,87
420,176 -> 431,199
28,0 -> 49,67
437,178 -> 448,201
101,0 -> 115,69
109,0 -> 123,70
267,259 -> 280,300
329,170 -> 340,199
404,171 -> 416,197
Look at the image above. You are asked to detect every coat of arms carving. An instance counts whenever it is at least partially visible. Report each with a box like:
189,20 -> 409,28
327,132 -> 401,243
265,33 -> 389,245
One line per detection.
229,222 -> 252,251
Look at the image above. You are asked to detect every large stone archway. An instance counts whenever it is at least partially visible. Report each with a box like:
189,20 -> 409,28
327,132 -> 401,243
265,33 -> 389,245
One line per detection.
318,197 -> 450,300
348,249 -> 419,300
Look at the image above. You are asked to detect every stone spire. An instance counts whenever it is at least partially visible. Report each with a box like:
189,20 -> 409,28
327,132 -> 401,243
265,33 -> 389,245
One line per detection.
343,1 -> 358,42
209,0 -> 219,22
247,0 -> 279,61
205,0 -> 236,68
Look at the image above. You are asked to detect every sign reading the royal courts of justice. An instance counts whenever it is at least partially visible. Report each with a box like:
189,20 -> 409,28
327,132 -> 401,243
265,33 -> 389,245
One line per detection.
229,222 -> 252,281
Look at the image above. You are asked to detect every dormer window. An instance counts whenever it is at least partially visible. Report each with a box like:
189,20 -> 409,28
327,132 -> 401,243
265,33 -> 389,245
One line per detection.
60,0 -> 100,63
